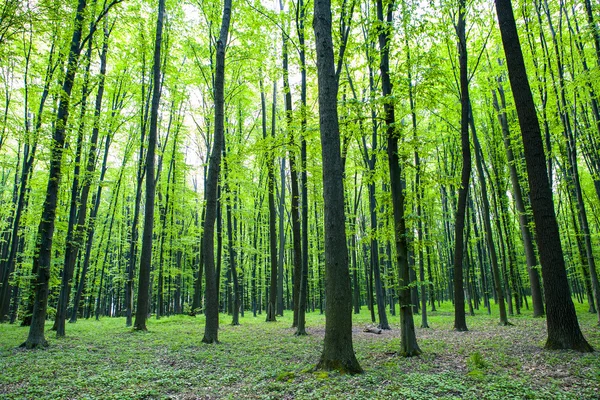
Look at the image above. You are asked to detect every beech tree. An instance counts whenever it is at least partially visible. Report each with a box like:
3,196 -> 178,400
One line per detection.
313,0 -> 362,373
202,0 -> 232,344
494,0 -> 592,352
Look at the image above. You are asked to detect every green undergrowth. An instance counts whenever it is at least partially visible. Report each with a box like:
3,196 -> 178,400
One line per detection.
1,301 -> 599,399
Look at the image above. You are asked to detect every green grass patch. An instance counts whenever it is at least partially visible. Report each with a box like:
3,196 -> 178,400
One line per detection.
1,302 -> 598,399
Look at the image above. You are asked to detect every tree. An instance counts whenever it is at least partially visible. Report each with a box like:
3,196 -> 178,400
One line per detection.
261,77 -> 278,323
21,0 -> 89,348
494,0 -> 592,352
313,0 -> 362,373
296,0 -> 310,336
377,0 -> 421,356
451,0 -> 470,332
202,0 -> 232,344
133,0 -> 165,331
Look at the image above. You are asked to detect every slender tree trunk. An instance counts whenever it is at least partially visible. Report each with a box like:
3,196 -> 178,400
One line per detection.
21,0 -> 88,349
471,113 -> 509,325
262,79 -> 278,323
493,81 -> 544,317
279,0 -> 301,326
134,0 -> 165,331
277,155 -> 285,316
126,42 -> 153,328
452,0 -> 470,332
202,0 -> 232,343
407,42 -> 428,328
295,0 -> 310,334
223,141 -> 239,325
377,0 -> 421,355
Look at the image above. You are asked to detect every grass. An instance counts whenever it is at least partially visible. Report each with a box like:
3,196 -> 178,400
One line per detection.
1,301 -> 599,399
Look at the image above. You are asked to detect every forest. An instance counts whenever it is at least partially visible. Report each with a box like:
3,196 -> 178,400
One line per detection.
0,0 -> 599,398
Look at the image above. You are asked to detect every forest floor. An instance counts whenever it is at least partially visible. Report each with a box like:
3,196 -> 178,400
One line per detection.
1,301 -> 599,399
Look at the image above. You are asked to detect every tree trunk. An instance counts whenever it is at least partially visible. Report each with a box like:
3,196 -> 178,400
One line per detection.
202,0 -> 232,343
471,114 -> 509,325
377,0 -> 421,355
54,19 -> 102,336
494,0 -> 592,351
295,0 -> 310,334
452,0 -> 470,332
493,81 -> 544,317
279,0 -> 302,327
223,141 -> 239,325
21,0 -> 88,349
313,0 -> 362,373
134,0 -> 165,331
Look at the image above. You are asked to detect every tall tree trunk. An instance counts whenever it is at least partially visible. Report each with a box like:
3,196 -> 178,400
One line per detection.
223,141 -> 239,325
407,42 -> 428,329
126,38 -> 153,327
295,0 -> 310,334
202,0 -> 232,343
279,0 -> 301,327
262,78 -> 278,323
0,34 -> 56,322
313,0 -> 362,373
277,155 -> 285,316
377,0 -> 421,355
134,0 -> 165,331
21,0 -> 88,349
494,0 -> 592,351
471,113 -> 510,325
452,0 -> 470,332
55,18 -> 105,336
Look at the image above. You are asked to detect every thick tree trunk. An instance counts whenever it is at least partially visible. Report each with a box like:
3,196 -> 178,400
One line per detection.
313,0 -> 362,373
494,0 -> 592,351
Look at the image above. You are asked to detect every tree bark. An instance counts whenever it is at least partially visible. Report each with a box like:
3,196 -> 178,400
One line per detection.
134,0 -> 165,331
21,0 -> 88,349
262,78 -> 278,323
377,0 -> 421,355
452,0 -> 470,332
202,0 -> 232,343
313,0 -> 362,373
494,0 -> 592,351
471,113 -> 509,325
492,81 -> 544,317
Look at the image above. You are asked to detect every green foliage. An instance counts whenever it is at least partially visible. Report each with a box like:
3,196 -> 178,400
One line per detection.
467,351 -> 486,370
276,371 -> 295,382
